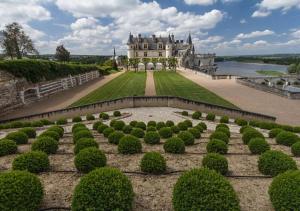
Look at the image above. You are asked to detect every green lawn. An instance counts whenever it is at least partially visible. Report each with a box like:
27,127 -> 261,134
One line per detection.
154,71 -> 238,109
71,72 -> 146,107
256,70 -> 284,76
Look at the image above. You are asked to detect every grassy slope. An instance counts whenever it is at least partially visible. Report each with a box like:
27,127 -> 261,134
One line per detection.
154,71 -> 238,109
71,71 -> 146,107
256,70 -> 284,76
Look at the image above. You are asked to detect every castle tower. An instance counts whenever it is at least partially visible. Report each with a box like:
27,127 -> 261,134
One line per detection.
166,34 -> 173,58
187,33 -> 192,46
127,33 -> 134,59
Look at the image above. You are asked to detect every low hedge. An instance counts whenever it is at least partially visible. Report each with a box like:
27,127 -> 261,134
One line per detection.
75,147 -> 107,173
188,128 -> 201,139
171,125 -> 180,134
242,129 -> 264,145
32,137 -> 59,154
172,168 -> 240,211
135,122 -> 146,130
291,142 -> 300,157
206,139 -> 228,154
178,131 -> 195,146
113,120 -> 125,131
113,110 -> 121,117
56,118 -> 67,125
118,135 -> 142,154
19,127 -> 36,138
248,138 -> 270,155
140,152 -> 166,174
130,128 -> 145,138
147,121 -> 156,127
159,127 -> 173,139
166,120 -> 175,127
202,153 -> 228,175
108,131 -> 124,145
74,138 -> 98,154
220,116 -> 229,123
103,127 -> 115,138
39,130 -> 60,141
72,116 -> 82,123
12,151 -> 50,173
269,170 -> 300,210
156,122 -> 166,130
177,122 -> 188,131
0,171 -> 43,210
71,167 -> 134,211
276,131 -> 300,146
206,113 -> 215,121
258,150 -> 297,176
6,131 -> 28,144
192,111 -> 201,119
209,131 -> 229,144
0,139 -> 17,156
86,114 -> 95,121
123,125 -> 133,134
144,131 -> 160,145
73,130 -> 93,144
164,137 -> 185,154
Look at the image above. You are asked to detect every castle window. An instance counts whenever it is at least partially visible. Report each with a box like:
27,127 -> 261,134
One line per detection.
144,52 -> 147,57
144,44 -> 148,49
159,52 -> 162,57
136,52 -> 138,57
158,44 -> 163,49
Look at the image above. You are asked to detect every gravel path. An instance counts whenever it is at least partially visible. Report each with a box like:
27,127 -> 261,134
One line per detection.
145,71 -> 156,96
178,68 -> 300,125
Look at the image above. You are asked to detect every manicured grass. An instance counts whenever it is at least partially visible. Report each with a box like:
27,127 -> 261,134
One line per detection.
71,72 -> 146,106
256,70 -> 284,76
154,71 -> 238,109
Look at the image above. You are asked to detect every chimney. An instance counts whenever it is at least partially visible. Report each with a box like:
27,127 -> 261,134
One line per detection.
171,34 -> 175,42
138,34 -> 142,42
152,34 -> 156,42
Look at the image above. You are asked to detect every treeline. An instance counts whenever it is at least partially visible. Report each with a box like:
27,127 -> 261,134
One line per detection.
0,59 -> 108,83
218,56 -> 300,66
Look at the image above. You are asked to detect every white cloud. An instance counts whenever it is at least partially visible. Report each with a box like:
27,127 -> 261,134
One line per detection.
184,0 -> 217,5
291,30 -> 300,38
240,19 -> 246,24
252,10 -> 271,18
236,29 -> 275,39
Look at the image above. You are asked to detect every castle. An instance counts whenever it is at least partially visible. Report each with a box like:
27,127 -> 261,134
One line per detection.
127,33 -> 217,73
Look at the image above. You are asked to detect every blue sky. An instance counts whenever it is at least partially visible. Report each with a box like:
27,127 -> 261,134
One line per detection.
1,0 -> 300,56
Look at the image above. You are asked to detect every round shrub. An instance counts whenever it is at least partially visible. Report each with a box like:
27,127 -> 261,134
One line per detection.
72,126 -> 89,135
97,124 -> 108,133
48,125 -> 64,137
249,120 -> 260,127
181,111 -> 189,116
56,118 -> 67,125
113,120 -> 125,130
39,130 -> 60,141
12,151 -> 50,173
31,121 -> 43,127
269,170 -> 300,210
178,131 -> 195,146
206,113 -> 215,121
159,127 -> 173,139
6,131 -> 28,144
202,153 -> 228,175
235,118 -> 248,126
242,129 -> 264,145
166,120 -> 175,127
198,122 -> 207,130
100,112 -> 109,120
72,168 -> 133,211
177,122 -> 188,131
206,139 -> 228,154
258,150 -> 297,176
239,125 -> 254,134
209,131 -> 229,144
93,121 -> 102,130
259,122 -> 277,130
192,111 -> 201,119
86,114 -> 95,121
130,128 -> 145,138
220,116 -> 229,123
72,116 -> 82,122
216,123 -> 229,130
0,171 -> 43,211
74,138 -> 98,154
184,120 -> 193,128
217,126 -> 231,136
72,123 -> 86,131
73,130 -> 93,144
109,119 -> 117,127
291,142 -> 300,157
118,135 -> 142,154
103,127 -> 115,138
19,127 -> 36,138
0,139 -> 17,156
108,131 -> 125,145
146,126 -> 156,132
156,122 -> 166,130
123,125 -> 133,134
193,125 -> 204,133
113,110 -> 121,117
129,120 -> 137,127
188,128 -> 201,139
171,125 -> 180,134
140,152 -> 166,174
135,122 -> 146,130
144,131 -> 160,145
164,137 -> 185,154
172,168 -> 240,211
276,131 -> 300,146
147,121 -> 156,127
269,128 -> 284,138
248,138 -> 270,155
32,137 -> 58,154
75,148 -> 107,173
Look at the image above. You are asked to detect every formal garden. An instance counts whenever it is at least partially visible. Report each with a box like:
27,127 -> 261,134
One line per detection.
1,107 -> 300,210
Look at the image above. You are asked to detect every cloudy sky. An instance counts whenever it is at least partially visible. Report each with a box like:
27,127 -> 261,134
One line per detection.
1,0 -> 300,56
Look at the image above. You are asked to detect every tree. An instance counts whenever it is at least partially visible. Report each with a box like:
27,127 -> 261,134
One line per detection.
288,64 -> 297,74
142,58 -> 151,72
122,57 -> 129,71
0,22 -> 38,59
159,58 -> 167,71
151,58 -> 158,70
129,58 -> 139,72
55,45 -> 70,62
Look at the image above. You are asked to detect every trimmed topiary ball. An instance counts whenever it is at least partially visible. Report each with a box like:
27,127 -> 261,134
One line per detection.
140,152 -> 166,174
6,131 -> 28,144
56,118 -> 67,125
75,147 -> 107,173
86,114 -> 95,121
19,127 -> 36,138
130,128 -> 145,138
147,121 -> 156,127
109,119 -> 117,127
73,130 -> 93,144
72,167 -> 134,211
177,122 -> 188,131
198,122 -> 207,130
0,171 -> 43,211
293,126 -> 300,133
146,126 -> 156,132
269,128 -> 284,138
178,131 -> 195,145
156,122 -> 166,130
48,125 -> 64,138
216,123 -> 229,130
188,128 -> 201,139
172,168 -> 240,211
202,153 -> 228,175
269,170 -> 300,210
181,111 -> 189,116
135,122 -> 147,130
108,131 -> 124,145
159,127 -> 173,139
276,131 -> 300,146
0,139 -> 17,156
171,125 -> 180,134
118,135 -> 142,154
206,113 -> 215,121
74,138 -> 98,154
239,125 -> 254,134
166,120 -> 175,127
129,120 -> 138,127
206,139 -> 228,154
164,137 -> 185,154
32,137 -> 58,154
103,127 -> 115,138
113,110 -> 121,117
72,116 -> 82,123
220,116 -> 229,123
12,151 -> 50,173
39,130 -> 60,141
72,123 -> 86,132
258,150 -> 297,176
291,142 -> 300,157
144,131 -> 160,145
192,111 -> 201,119
93,121 -> 102,130
184,120 -> 193,128
123,125 -> 133,134
97,124 -> 109,134
72,127 -> 89,135
242,129 -> 264,144
216,127 -> 231,138
99,112 -> 109,120
248,138 -> 270,155
31,121 -> 43,127
235,118 -> 248,126
209,131 -> 229,144
113,120 -> 125,130
193,125 -> 204,133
